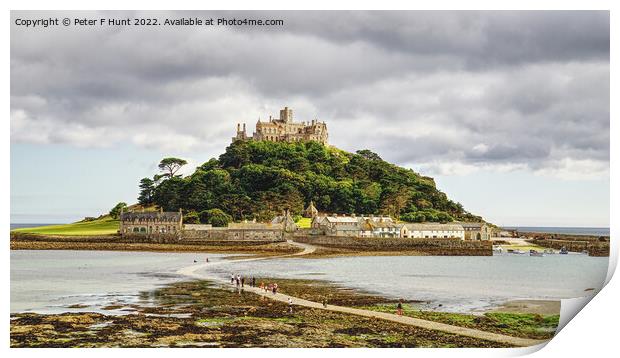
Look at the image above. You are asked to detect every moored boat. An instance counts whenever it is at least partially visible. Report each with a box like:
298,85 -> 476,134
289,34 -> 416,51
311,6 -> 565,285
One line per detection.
529,249 -> 544,257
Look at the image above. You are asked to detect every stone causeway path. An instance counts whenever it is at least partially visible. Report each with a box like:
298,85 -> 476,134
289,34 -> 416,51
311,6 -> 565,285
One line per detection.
177,240 -> 549,348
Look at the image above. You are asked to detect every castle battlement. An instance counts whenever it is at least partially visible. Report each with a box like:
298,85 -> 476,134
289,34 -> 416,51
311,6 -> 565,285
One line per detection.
233,107 -> 328,145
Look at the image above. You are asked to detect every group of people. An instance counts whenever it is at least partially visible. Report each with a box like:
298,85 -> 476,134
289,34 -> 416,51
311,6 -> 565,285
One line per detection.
228,274 -> 291,310
228,272 -> 404,317
258,281 -> 279,295
229,273 -> 280,295
230,274 -> 257,288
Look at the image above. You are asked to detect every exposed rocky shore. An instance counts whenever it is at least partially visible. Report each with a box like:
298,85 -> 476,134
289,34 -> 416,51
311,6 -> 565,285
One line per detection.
10,278 -> 558,348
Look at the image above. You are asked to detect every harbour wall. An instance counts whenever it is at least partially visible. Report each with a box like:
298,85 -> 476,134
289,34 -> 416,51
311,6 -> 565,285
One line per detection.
293,235 -> 492,256
528,238 -> 609,257
10,231 -> 284,246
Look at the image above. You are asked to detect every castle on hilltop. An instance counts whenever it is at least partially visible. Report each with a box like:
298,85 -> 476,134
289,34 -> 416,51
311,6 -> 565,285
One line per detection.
233,107 -> 328,145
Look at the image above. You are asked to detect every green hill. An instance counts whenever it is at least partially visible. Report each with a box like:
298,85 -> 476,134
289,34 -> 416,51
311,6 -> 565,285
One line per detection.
140,141 -> 482,224
12,217 -> 119,236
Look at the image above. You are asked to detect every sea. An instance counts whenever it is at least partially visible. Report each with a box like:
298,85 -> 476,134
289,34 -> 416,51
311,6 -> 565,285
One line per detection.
10,223 -> 58,230
501,227 -> 610,236
11,249 -> 609,315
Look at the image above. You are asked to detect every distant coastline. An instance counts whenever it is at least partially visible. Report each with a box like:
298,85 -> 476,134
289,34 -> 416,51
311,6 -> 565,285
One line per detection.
10,223 -> 59,230
501,226 -> 609,237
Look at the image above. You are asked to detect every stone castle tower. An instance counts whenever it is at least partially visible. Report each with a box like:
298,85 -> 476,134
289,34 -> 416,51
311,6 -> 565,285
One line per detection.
233,107 -> 328,145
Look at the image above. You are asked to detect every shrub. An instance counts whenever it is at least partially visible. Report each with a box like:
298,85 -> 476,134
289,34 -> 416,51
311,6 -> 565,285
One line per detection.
199,209 -> 233,227
183,211 -> 200,224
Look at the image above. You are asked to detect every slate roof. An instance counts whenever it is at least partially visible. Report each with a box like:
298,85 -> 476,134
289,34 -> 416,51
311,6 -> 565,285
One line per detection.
404,223 -> 465,231
120,211 -> 181,222
455,222 -> 486,229
324,216 -> 359,224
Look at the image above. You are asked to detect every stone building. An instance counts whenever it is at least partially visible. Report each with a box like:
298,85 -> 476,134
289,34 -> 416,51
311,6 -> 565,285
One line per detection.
233,107 -> 328,145
310,214 -> 399,237
457,222 -> 491,240
119,208 -> 182,237
303,201 -> 318,218
271,209 -> 298,232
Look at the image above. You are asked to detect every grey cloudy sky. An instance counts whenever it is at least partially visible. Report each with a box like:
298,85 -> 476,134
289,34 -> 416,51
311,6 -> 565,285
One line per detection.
10,10 -> 610,225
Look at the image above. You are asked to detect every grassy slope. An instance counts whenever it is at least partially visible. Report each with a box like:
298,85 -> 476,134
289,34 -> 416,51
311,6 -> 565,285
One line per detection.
362,304 -> 559,340
296,217 -> 312,229
12,217 -> 119,236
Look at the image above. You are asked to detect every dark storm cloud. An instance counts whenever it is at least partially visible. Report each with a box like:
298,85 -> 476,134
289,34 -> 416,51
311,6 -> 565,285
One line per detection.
10,10 -> 609,178
259,11 -> 609,67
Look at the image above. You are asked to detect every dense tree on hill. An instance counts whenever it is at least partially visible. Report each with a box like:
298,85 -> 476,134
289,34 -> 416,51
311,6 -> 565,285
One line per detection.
141,141 -> 482,223
109,202 -> 128,219
137,178 -> 155,205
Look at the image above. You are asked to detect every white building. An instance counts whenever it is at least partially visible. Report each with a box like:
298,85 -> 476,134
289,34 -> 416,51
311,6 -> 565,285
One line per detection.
402,223 -> 465,240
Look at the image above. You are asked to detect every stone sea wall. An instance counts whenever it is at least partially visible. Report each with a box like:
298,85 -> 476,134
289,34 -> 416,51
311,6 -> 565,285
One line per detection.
528,238 -> 610,257
180,228 -> 284,243
10,231 -> 284,246
293,235 -> 492,256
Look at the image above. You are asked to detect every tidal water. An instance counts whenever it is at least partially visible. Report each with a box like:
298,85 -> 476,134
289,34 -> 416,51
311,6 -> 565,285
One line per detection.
10,250 -> 229,314
206,253 -> 609,312
11,250 -> 609,314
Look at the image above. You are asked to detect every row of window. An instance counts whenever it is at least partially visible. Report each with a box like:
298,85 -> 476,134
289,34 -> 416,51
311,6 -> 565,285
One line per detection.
123,225 -> 177,234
